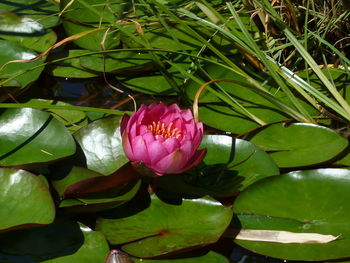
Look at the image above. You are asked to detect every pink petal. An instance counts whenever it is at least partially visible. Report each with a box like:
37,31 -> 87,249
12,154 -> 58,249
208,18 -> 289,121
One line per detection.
167,103 -> 181,112
180,109 -> 193,121
135,109 -> 147,130
184,119 -> 196,138
155,135 -> 164,143
142,103 -> 167,124
147,139 -> 168,165
122,130 -> 134,160
138,124 -> 149,136
161,112 -> 182,126
120,114 -> 130,134
162,137 -> 181,153
129,121 -> 137,137
178,148 -> 207,173
154,149 -> 186,174
142,132 -> 155,144
127,104 -> 147,130
180,140 -> 193,162
131,136 -> 150,164
192,123 -> 204,149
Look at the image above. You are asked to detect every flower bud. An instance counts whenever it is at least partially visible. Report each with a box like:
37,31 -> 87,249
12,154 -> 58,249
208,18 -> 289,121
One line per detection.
121,103 -> 206,176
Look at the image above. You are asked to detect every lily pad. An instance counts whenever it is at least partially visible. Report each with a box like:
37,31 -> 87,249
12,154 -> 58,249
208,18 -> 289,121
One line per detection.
59,180 -> 141,212
0,12 -> 57,53
132,251 -> 229,263
52,166 -> 104,198
45,49 -> 99,78
0,0 -> 60,28
157,135 -> 279,196
0,168 -> 55,230
79,52 -> 154,73
0,108 -> 76,167
117,54 -> 191,95
96,194 -> 233,258
0,40 -> 44,88
0,220 -> 109,263
60,0 -> 127,50
247,122 -> 348,168
74,115 -> 129,175
25,99 -> 88,133
61,163 -> 141,198
233,168 -> 350,261
186,64 -> 318,134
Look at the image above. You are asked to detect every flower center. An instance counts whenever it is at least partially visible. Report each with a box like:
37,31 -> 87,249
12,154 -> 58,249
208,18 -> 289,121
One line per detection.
147,121 -> 181,139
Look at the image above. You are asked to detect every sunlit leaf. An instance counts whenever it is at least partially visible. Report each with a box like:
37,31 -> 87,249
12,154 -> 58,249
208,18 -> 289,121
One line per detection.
0,168 -> 55,230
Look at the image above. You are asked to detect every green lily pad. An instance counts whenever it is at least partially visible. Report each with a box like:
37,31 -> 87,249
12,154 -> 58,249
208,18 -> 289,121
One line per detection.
52,166 -> 104,197
117,55 -> 191,95
157,135 -> 279,196
79,52 -> 154,73
0,108 -> 76,167
0,220 -> 109,263
0,168 -> 55,230
62,163 -> 141,198
121,23 -> 203,50
0,11 -> 44,34
247,122 -> 348,168
74,115 -> 128,175
60,0 -> 127,50
0,40 -> 44,88
59,180 -> 141,212
297,68 -> 350,104
0,12 -> 57,53
132,251 -> 229,263
96,194 -> 233,258
233,168 -> 350,261
0,0 -> 60,28
186,64 -> 318,134
120,74 -> 177,95
45,49 -> 99,78
25,99 -> 88,133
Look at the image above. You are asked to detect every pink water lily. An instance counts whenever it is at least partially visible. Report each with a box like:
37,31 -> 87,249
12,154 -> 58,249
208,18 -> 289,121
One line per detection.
121,103 -> 206,176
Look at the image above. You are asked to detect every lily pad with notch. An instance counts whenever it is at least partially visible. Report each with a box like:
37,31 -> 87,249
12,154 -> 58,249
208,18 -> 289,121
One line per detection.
0,108 -> 76,167
0,168 -> 55,231
233,168 -> 350,261
96,194 -> 233,258
74,115 -> 128,175
0,220 -> 109,263
247,122 -> 349,168
157,135 -> 279,197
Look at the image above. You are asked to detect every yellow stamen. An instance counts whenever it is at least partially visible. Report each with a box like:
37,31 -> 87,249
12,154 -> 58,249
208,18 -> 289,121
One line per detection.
147,121 -> 182,139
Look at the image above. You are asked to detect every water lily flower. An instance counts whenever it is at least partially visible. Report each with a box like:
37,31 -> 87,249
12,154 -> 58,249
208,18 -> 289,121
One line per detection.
121,103 -> 206,176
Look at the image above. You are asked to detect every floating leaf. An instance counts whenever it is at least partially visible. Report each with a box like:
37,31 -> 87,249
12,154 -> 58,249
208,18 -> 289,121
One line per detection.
62,163 -> 141,198
97,194 -> 233,258
186,64 -> 318,134
52,166 -> 104,197
0,0 -> 60,28
132,251 -> 229,263
60,0 -> 127,50
74,115 -> 128,175
25,99 -> 88,133
45,49 -> 99,78
59,180 -> 141,212
247,122 -> 348,168
0,40 -> 44,88
0,220 -> 109,263
157,135 -> 278,196
79,52 -> 154,74
117,54 -> 191,95
0,168 -> 55,230
0,108 -> 76,167
233,168 -> 350,261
